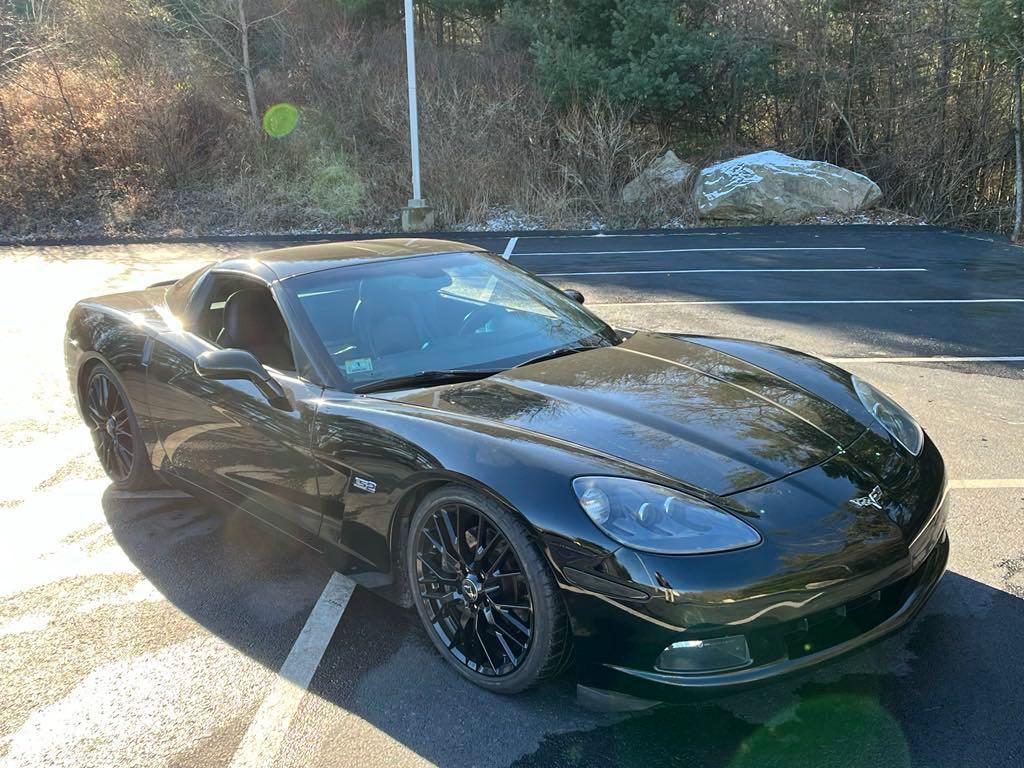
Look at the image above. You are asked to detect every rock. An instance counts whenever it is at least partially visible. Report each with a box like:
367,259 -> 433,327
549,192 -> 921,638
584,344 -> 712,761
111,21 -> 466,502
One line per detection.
622,150 -> 694,204
694,150 -> 882,222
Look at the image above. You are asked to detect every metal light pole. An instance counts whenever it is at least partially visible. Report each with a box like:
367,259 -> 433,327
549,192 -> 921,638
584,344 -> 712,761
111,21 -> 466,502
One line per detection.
401,0 -> 434,232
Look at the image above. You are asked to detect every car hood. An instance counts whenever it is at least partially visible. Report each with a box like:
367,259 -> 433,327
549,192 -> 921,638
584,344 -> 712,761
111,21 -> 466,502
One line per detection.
392,332 -> 867,495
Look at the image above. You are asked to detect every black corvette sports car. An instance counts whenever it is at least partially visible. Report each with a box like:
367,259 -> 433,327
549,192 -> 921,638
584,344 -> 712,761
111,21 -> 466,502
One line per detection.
65,238 -> 948,707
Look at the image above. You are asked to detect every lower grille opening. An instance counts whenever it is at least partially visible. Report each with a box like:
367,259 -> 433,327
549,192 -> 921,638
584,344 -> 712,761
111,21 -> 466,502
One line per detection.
746,538 -> 943,667
783,588 -> 893,661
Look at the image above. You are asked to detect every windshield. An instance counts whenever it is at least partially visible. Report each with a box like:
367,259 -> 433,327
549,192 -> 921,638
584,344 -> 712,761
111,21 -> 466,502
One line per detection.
287,251 -> 616,391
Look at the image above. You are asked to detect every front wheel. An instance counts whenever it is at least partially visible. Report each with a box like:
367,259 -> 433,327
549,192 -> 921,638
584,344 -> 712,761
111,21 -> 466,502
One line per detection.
82,363 -> 161,491
407,485 -> 571,694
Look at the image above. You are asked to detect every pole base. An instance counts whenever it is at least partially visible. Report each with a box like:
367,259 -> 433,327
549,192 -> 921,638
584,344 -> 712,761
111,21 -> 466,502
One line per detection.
401,199 -> 435,232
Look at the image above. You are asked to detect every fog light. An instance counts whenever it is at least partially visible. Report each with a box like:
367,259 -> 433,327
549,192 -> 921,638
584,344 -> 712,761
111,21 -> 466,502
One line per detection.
656,635 -> 751,674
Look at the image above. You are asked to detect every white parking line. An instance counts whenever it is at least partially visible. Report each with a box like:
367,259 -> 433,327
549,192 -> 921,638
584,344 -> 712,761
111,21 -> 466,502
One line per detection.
501,236 -> 519,260
589,298 -> 1024,307
521,246 -> 867,257
539,267 -> 926,277
108,489 -> 191,499
950,479 -> 1024,489
229,572 -> 356,768
829,355 -> 1024,364
517,231 -> 738,238
514,231 -> 809,239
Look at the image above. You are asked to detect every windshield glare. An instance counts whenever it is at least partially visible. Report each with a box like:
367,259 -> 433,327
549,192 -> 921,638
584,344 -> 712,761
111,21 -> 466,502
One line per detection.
288,251 -> 615,391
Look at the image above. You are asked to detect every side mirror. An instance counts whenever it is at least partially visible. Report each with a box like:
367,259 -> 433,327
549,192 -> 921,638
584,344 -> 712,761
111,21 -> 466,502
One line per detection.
195,348 -> 292,410
563,288 -> 585,305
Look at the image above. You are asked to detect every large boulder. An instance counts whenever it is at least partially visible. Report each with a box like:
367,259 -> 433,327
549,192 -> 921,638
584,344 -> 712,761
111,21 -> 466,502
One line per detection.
694,150 -> 882,222
622,150 -> 694,204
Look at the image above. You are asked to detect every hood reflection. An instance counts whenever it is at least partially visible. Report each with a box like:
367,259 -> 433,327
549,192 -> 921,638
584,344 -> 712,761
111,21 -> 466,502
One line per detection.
395,333 -> 867,495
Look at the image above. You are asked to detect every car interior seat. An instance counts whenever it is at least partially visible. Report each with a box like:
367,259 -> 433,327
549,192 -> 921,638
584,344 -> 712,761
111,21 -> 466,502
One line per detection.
351,279 -> 431,358
216,289 -> 295,371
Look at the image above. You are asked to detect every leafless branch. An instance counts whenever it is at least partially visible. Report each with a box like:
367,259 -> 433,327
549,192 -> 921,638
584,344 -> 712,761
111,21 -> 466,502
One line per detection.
248,3 -> 295,28
180,3 -> 240,68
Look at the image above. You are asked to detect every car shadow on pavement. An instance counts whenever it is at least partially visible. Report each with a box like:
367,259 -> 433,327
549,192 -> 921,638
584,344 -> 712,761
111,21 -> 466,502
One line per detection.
101,488 -> 337,672
104,489 -> 1024,768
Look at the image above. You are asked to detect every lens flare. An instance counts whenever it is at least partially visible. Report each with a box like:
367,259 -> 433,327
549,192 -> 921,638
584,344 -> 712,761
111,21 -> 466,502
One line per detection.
729,693 -> 910,768
262,103 -> 299,138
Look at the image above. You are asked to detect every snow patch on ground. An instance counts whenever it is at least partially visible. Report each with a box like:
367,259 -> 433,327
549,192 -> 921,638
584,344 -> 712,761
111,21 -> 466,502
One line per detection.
472,207 -> 548,232
799,208 -> 927,226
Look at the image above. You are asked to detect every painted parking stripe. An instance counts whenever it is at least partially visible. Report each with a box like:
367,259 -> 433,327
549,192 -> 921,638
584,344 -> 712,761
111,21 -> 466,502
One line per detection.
539,267 -> 926,277
588,298 -> 1024,307
829,355 -> 1024,364
950,479 -> 1024,489
501,236 -> 519,260
108,489 -> 191,500
514,231 -> 829,239
516,231 -> 739,238
521,246 -> 867,257
229,572 -> 356,768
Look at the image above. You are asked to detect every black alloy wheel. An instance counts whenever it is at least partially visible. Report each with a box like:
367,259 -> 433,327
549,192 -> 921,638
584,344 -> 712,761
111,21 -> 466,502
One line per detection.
408,485 -> 570,693
83,364 -> 160,490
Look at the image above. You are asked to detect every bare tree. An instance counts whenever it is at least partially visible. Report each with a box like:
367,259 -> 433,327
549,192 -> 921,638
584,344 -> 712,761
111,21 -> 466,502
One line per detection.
179,0 -> 292,126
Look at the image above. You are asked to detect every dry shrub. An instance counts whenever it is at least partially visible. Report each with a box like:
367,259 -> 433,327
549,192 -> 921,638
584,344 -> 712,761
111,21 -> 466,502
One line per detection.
550,96 -> 658,225
0,51 -> 242,233
742,0 -> 1016,231
221,115 -> 365,232
136,87 -> 241,188
0,7 -> 672,235
0,59 -> 146,215
61,0 -> 176,70
294,27 -> 664,229
354,32 -> 552,227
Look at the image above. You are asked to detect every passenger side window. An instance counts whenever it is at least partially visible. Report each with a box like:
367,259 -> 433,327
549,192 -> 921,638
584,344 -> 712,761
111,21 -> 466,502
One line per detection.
193,275 -> 296,372
193,275 -> 251,343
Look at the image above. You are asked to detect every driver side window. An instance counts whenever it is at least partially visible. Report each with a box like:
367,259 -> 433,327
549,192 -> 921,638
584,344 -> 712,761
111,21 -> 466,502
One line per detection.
194,275 -> 296,372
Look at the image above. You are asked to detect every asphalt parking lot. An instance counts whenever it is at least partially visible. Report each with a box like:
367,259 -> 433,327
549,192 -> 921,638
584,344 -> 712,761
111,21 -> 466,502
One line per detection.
1,224 -> 1022,768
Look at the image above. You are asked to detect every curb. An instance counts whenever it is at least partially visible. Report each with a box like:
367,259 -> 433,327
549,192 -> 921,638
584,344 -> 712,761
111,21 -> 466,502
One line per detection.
0,224 -> 959,249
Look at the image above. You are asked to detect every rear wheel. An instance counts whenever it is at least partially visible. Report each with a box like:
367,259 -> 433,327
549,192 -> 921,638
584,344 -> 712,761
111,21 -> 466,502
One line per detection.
407,485 -> 571,693
82,364 -> 161,490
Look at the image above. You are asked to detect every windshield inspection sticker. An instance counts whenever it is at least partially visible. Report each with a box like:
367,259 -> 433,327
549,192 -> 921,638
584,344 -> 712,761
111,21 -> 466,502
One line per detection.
345,357 -> 373,375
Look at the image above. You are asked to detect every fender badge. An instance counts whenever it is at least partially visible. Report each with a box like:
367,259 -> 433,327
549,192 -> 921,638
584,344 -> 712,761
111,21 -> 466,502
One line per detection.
850,485 -> 884,510
353,476 -> 377,493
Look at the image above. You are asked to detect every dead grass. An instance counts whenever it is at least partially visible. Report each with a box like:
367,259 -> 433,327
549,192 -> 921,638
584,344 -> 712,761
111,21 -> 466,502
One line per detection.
0,12 -> 682,238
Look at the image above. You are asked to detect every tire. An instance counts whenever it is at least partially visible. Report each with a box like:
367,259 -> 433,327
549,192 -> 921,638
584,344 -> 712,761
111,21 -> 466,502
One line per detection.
406,484 -> 571,694
82,363 -> 162,491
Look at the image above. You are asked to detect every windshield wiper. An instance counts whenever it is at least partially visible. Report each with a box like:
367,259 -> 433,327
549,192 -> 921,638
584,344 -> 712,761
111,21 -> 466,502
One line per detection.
352,368 -> 503,394
353,336 -> 614,393
514,340 -> 608,369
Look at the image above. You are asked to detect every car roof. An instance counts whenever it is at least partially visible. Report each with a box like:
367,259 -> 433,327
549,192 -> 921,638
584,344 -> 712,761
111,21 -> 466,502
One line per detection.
221,238 -> 489,280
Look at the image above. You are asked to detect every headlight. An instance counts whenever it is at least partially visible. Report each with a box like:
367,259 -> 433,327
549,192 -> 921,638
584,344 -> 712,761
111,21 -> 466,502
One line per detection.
852,375 -> 923,455
572,477 -> 761,555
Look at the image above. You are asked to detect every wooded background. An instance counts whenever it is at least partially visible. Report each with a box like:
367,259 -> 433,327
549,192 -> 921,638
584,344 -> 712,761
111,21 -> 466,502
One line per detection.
2,1 -> 1022,237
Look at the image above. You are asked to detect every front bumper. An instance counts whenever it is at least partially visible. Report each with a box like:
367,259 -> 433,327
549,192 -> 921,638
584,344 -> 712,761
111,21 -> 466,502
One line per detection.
556,433 -> 950,704
579,529 -> 947,703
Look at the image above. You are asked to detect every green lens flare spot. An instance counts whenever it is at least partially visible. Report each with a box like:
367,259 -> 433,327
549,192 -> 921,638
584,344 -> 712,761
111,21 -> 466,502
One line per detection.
728,693 -> 910,768
263,103 -> 299,138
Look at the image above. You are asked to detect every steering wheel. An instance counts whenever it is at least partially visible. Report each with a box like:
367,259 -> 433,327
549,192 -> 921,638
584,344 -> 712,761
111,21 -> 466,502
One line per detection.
459,305 -> 502,336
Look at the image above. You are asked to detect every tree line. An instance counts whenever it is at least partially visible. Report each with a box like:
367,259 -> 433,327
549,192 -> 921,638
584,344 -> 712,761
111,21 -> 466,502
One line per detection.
1,0 -> 1023,238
